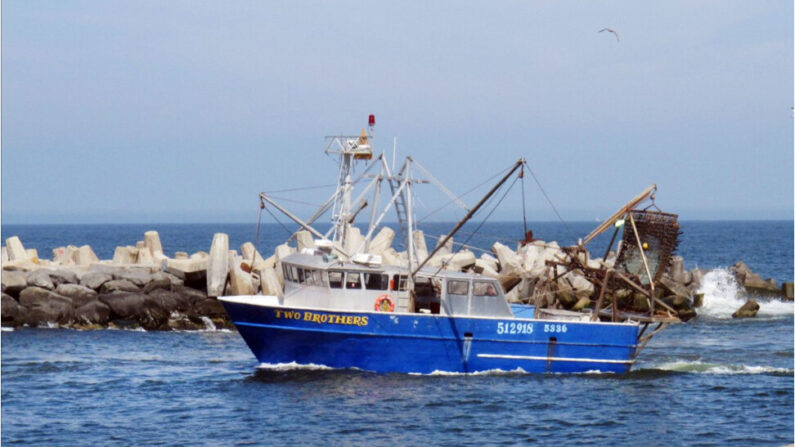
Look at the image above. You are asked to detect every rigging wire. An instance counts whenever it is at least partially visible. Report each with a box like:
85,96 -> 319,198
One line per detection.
252,198 -> 265,268
263,183 -> 337,194
520,163 -> 528,236
459,175 -> 521,249
417,165 -> 513,223
263,203 -> 295,237
523,163 -> 576,240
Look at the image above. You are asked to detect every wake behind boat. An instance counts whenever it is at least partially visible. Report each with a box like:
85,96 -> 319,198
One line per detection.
220,116 -> 682,374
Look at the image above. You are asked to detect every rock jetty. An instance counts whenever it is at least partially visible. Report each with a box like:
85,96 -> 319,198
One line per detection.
2,229 -> 791,329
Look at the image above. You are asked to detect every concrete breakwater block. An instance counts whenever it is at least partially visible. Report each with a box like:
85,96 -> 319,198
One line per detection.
206,233 -> 230,297
144,231 -> 163,256
5,236 -> 27,261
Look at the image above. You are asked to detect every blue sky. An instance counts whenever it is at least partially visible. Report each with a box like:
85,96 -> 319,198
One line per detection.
2,1 -> 792,224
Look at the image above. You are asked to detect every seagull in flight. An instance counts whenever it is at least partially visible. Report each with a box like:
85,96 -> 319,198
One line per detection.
598,28 -> 620,42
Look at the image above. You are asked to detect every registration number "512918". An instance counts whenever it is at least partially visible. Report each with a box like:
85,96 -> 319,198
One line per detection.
496,321 -> 534,335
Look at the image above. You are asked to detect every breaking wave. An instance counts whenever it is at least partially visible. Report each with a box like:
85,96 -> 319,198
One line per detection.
648,360 -> 792,375
697,269 -> 793,319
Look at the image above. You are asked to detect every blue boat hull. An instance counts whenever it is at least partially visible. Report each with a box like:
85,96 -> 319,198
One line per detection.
221,300 -> 640,374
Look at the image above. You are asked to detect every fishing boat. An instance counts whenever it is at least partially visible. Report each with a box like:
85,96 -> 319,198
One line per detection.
220,116 -> 681,374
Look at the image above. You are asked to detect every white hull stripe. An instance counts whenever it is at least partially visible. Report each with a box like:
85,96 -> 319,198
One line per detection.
477,353 -> 634,364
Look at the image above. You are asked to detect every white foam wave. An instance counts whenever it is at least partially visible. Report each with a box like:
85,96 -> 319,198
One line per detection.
1,327 -> 14,332
652,360 -> 791,375
697,269 -> 793,319
257,361 -> 334,371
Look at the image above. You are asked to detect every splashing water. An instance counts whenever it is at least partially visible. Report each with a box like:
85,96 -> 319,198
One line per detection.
697,268 -> 793,319
200,316 -> 216,331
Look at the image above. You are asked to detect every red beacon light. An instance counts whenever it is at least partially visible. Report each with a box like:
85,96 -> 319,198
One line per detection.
368,114 -> 375,127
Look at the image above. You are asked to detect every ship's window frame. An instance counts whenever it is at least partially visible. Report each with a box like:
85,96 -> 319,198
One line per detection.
447,279 -> 469,296
473,280 -> 498,297
393,274 -> 408,291
328,271 -> 343,289
283,264 -> 293,282
297,268 -> 306,284
345,272 -> 362,289
291,266 -> 300,283
364,273 -> 389,290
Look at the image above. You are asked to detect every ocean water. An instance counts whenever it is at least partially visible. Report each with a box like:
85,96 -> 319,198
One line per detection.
2,221 -> 793,446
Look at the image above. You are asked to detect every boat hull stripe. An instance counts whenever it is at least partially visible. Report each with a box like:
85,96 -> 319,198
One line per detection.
477,353 -> 634,364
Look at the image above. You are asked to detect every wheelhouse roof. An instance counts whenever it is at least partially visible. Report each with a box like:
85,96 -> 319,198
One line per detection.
281,252 -> 496,281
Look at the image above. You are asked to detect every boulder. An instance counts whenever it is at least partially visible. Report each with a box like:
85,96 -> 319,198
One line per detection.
258,267 -> 282,297
142,278 -> 172,294
144,231 -> 164,256
693,293 -> 705,308
73,245 -> 100,265
412,230 -> 429,263
521,240 -> 563,277
136,246 -> 154,266
1,246 -> 7,263
55,284 -> 98,308
555,284 -> 579,309
151,271 -> 183,288
191,251 -> 208,260
5,236 -> 27,261
228,256 -> 254,296
744,276 -> 781,297
295,231 -> 315,252
783,282 -> 794,301
206,233 -> 230,297
688,268 -> 705,292
24,300 -> 73,326
112,269 -> 154,287
191,298 -> 227,319
19,286 -> 73,308
80,272 -> 113,290
99,279 -> 141,294
1,270 -> 27,296
240,242 -> 265,266
146,288 -> 184,312
136,296 -> 170,330
167,314 -> 205,331
473,259 -> 499,278
112,246 -> 138,264
99,292 -> 148,319
26,270 -> 54,290
380,248 -> 404,267
438,250 -> 476,272
2,293 -> 24,326
433,234 -> 454,257
26,249 -> 40,263
632,292 -> 650,312
369,227 -> 395,256
732,299 -> 760,318
174,251 -> 189,260
73,300 -> 111,325
52,246 -> 77,265
344,227 -> 365,255
478,253 -> 499,273
669,256 -> 686,284
491,242 -> 523,278
658,275 -> 691,300
165,258 -> 207,284
173,285 -> 208,308
46,269 -> 79,286
561,272 -> 594,299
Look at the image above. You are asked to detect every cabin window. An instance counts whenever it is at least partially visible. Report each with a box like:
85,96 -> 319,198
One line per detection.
297,268 -> 306,284
283,264 -> 293,282
312,269 -> 323,287
393,275 -> 408,291
447,280 -> 469,296
473,281 -> 498,297
345,272 -> 362,289
364,273 -> 389,290
291,266 -> 300,283
328,271 -> 343,289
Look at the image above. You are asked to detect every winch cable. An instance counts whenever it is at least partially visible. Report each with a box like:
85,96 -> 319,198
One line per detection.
524,162 -> 576,241
263,201 -> 295,238
417,165 -> 512,224
428,174 -> 519,278
253,197 -> 266,268
459,174 -> 520,250
521,162 -> 528,237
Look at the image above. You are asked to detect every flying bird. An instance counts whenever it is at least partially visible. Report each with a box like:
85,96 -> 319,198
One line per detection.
598,28 -> 620,42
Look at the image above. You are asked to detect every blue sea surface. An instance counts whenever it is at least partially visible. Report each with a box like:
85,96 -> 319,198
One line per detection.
1,221 -> 793,446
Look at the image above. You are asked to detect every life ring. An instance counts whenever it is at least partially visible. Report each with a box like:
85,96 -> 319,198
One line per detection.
374,294 -> 395,312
